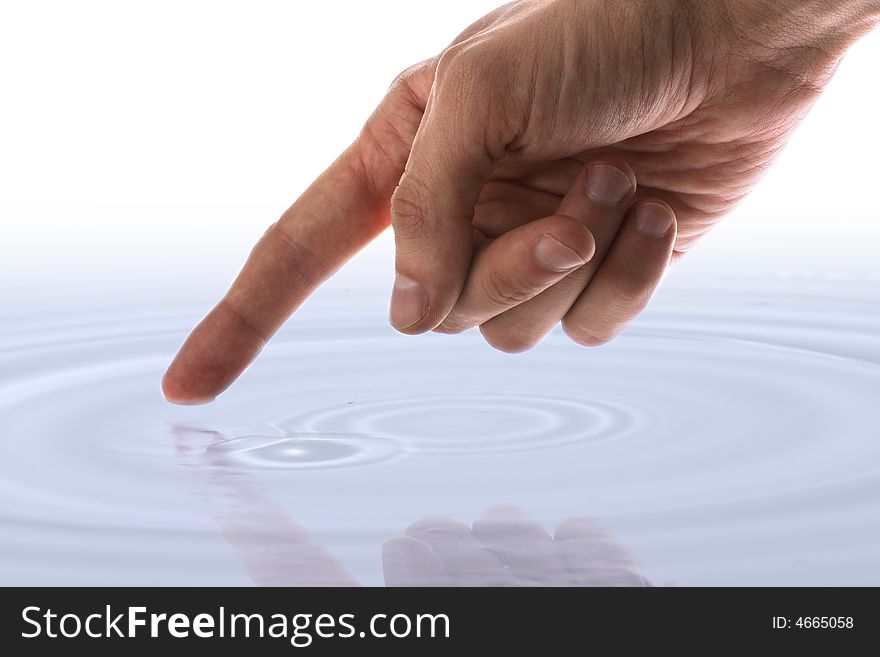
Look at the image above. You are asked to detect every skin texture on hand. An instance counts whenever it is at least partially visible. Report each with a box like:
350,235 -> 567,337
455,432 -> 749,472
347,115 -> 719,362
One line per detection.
162,0 -> 876,404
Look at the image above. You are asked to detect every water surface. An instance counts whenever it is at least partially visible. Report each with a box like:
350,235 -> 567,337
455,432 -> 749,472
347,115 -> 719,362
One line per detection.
1,268 -> 878,585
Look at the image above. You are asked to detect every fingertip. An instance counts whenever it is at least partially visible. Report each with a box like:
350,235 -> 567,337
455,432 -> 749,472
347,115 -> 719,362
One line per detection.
582,157 -> 636,206
389,272 -> 431,333
159,302 -> 264,405
534,234 -> 587,273
160,365 -> 216,406
542,214 -> 597,263
388,267 -> 470,335
561,319 -> 617,348
478,323 -> 537,354
631,200 -> 677,239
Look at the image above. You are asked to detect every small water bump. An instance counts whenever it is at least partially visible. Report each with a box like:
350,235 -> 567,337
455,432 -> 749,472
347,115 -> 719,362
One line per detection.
204,433 -> 401,470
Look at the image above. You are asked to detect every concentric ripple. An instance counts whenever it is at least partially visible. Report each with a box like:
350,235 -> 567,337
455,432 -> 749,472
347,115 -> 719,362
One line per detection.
275,393 -> 642,454
0,271 -> 879,585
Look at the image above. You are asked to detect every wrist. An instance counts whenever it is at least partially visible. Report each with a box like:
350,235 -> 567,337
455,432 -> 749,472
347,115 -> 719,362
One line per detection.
692,0 -> 880,88
719,0 -> 879,44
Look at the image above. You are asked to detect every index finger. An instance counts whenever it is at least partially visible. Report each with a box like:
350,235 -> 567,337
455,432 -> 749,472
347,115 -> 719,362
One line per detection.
161,62 -> 435,404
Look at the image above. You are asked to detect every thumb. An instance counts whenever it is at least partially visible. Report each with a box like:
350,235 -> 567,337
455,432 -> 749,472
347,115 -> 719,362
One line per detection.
389,48 -> 500,333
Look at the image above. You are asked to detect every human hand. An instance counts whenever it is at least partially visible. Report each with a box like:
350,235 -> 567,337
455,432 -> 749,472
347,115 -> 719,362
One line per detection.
163,0 -> 877,403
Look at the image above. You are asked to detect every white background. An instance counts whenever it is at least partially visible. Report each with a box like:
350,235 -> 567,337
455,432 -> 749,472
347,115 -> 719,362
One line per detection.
1,0 -> 878,306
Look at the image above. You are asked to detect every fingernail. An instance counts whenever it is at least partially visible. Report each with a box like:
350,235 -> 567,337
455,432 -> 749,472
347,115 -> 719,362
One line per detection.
536,234 -> 587,272
390,273 -> 428,330
634,202 -> 674,237
586,164 -> 632,204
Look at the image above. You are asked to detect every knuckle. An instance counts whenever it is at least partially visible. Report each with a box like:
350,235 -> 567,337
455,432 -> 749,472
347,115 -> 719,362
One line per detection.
388,63 -> 422,94
433,318 -> 468,335
436,41 -> 478,79
483,268 -> 531,307
386,59 -> 433,107
390,173 -> 434,240
606,276 -> 654,311
435,40 -> 491,97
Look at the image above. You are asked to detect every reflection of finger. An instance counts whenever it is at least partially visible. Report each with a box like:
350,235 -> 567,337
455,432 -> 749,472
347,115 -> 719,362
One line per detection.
472,506 -> 570,586
404,516 -> 515,586
435,215 -> 594,333
562,201 -> 676,346
183,433 -> 360,587
210,501 -> 360,587
382,536 -> 448,587
555,517 -> 651,587
480,158 -> 635,352
162,60 -> 436,404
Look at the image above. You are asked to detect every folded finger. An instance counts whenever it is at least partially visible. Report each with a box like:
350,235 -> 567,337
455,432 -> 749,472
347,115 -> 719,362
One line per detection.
479,158 -> 635,352
403,516 -> 515,586
382,536 -> 449,587
471,505 -> 570,586
554,516 -> 651,587
562,200 -> 676,346
435,214 -> 595,333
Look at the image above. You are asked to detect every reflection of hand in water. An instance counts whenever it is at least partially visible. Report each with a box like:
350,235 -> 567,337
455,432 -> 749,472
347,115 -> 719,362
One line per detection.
174,426 -> 650,587
383,506 -> 651,587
